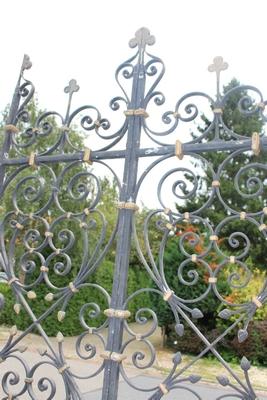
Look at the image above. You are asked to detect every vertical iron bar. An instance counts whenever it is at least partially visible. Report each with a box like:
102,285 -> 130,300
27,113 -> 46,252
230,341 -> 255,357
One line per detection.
101,59 -> 146,399
0,55 -> 30,197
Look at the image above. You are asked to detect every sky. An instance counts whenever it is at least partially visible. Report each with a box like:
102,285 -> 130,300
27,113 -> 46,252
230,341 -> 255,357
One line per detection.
1,0 -> 267,208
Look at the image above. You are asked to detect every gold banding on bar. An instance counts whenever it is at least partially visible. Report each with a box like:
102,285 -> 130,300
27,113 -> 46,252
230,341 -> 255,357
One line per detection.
100,351 -> 127,363
124,108 -> 149,118
15,223 -> 24,230
59,125 -> 70,132
83,147 -> 93,164
159,383 -> 169,395
163,290 -> 174,301
251,132 -> 261,156
8,277 -> 19,285
104,308 -> 131,319
191,254 -> 197,263
4,124 -> 19,134
175,139 -> 183,160
213,108 -> 223,114
24,377 -> 34,384
45,231 -> 54,238
69,282 -> 79,293
212,180 -> 220,187
40,266 -> 49,273
28,152 -> 37,168
240,212 -> 246,220
252,296 -> 262,308
208,277 -> 217,283
259,224 -> 267,231
209,235 -> 218,241
58,364 -> 69,374
117,201 -> 139,211
166,223 -> 175,231
184,212 -> 190,220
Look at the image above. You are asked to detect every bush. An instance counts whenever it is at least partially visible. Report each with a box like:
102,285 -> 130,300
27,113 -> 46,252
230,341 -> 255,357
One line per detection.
0,260 -> 153,336
161,252 -> 267,365
166,323 -> 221,354
166,319 -> 267,366
229,320 -> 267,366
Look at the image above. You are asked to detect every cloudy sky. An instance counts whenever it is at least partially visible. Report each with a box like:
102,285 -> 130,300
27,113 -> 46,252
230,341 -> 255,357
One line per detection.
1,0 -> 266,208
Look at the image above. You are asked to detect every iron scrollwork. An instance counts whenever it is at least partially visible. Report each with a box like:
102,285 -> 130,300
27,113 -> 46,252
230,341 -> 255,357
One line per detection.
0,27 -> 266,399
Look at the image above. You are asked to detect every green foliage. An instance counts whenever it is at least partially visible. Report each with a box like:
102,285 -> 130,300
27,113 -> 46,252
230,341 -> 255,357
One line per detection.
184,79 -> 267,266
150,228 -> 230,332
150,80 -> 267,365
217,266 -> 267,324
166,320 -> 267,366
0,96 -> 154,335
0,258 -> 153,336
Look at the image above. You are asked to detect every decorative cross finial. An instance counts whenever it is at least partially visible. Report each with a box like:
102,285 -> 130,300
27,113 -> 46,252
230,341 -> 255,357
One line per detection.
129,27 -> 155,50
64,79 -> 80,95
208,56 -> 228,75
64,79 -> 80,122
208,56 -> 228,99
21,54 -> 32,73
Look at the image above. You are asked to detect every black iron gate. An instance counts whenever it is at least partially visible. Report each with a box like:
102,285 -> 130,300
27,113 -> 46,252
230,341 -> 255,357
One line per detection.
0,28 -> 266,399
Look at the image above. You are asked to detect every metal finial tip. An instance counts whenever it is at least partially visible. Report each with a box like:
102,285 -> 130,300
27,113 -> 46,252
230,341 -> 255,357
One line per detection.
208,56 -> 228,73
64,79 -> 80,94
129,27 -> 156,49
22,54 -> 32,71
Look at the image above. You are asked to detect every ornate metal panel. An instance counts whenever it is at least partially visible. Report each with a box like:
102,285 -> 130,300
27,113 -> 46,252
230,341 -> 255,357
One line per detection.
0,28 -> 266,399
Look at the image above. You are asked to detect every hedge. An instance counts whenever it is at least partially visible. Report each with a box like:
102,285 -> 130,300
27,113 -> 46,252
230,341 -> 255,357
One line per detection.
0,260 -> 153,336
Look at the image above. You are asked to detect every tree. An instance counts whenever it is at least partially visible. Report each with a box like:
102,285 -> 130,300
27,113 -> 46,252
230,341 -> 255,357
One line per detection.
0,100 -> 120,335
182,78 -> 266,268
0,100 -> 157,335
150,79 -> 267,351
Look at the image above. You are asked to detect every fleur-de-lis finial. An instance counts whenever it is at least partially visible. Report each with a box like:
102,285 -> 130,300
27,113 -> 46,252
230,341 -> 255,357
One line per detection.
64,79 -> 80,95
129,27 -> 155,50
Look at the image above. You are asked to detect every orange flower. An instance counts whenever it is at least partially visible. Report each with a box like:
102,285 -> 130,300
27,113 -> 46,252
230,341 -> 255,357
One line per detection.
195,243 -> 204,253
224,295 -> 235,304
204,273 -> 210,283
210,262 -> 218,271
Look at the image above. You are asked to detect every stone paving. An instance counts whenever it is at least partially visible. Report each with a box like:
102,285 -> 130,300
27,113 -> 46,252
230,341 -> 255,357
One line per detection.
0,325 -> 267,399
84,376 -> 267,399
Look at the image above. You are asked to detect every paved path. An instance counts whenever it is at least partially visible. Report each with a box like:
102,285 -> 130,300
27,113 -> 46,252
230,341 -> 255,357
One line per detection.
84,375 -> 267,399
0,349 -> 267,399
1,326 -> 267,399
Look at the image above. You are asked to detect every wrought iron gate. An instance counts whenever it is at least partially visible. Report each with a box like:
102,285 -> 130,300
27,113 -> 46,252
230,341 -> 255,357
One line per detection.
0,27 -> 266,399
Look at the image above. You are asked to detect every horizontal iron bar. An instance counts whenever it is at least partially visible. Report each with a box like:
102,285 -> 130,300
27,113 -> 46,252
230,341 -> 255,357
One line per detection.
2,137 -> 267,166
